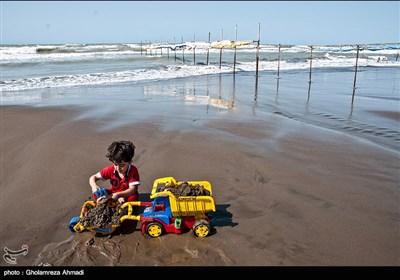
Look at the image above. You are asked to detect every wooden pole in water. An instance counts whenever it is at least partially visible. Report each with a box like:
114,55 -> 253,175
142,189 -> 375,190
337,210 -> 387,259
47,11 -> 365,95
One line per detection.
174,36 -> 177,62
276,44 -> 281,98
193,34 -> 196,65
351,45 -> 360,105
182,37 -> 185,64
255,25 -> 260,80
307,46 -> 313,101
219,28 -> 223,69
255,23 -> 260,101
277,44 -> 281,78
233,25 -> 237,74
255,24 -> 260,77
206,32 -> 210,65
219,48 -> 223,69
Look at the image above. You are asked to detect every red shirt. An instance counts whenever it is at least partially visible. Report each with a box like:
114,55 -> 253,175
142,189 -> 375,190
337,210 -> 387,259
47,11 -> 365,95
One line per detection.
96,164 -> 140,193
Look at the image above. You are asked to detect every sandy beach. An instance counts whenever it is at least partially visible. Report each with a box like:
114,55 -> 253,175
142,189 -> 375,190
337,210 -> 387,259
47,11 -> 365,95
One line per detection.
1,103 -> 398,267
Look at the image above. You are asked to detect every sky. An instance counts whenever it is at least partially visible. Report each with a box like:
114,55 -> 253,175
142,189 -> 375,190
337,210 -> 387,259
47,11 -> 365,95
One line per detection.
1,1 -> 399,45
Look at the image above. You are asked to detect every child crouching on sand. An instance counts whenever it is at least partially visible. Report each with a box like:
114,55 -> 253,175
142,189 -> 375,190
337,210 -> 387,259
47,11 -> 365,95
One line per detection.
89,140 -> 140,203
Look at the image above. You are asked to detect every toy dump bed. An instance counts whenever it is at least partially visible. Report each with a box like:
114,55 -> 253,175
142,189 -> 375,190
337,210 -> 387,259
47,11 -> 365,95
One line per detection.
150,177 -> 216,218
69,200 -> 143,235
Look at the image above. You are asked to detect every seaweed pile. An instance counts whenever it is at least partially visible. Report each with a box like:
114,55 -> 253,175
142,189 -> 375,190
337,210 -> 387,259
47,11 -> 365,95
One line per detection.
156,182 -> 210,197
80,202 -> 122,228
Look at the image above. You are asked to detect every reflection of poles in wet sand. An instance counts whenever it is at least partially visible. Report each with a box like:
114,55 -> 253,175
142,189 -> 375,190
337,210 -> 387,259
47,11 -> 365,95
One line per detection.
232,73 -> 236,108
218,73 -> 222,101
275,78 -> 280,103
307,82 -> 311,103
206,74 -> 210,113
209,73 -> 234,110
254,77 -> 259,102
209,97 -> 234,109
348,102 -> 354,120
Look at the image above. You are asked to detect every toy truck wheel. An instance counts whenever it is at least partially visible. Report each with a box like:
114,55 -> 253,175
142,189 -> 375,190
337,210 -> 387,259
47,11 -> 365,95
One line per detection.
69,216 -> 80,233
193,220 -> 211,237
146,222 -> 164,238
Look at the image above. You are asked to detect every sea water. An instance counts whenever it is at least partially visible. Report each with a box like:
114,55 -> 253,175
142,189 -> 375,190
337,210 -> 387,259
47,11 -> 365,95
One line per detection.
1,42 -> 399,152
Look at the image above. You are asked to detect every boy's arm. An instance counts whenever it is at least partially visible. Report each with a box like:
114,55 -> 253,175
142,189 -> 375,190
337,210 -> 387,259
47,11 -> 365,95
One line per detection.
111,185 -> 138,201
89,174 -> 101,193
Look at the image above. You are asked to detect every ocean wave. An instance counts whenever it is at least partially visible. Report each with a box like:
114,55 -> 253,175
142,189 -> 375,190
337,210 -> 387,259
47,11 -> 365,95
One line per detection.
1,42 -> 399,93
1,57 -> 399,93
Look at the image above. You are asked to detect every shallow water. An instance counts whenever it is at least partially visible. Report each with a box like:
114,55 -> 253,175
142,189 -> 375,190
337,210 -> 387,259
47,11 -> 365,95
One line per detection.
2,66 -> 398,153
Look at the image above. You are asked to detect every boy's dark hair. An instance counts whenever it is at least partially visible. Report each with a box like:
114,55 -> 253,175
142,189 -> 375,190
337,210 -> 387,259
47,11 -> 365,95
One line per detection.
106,140 -> 135,163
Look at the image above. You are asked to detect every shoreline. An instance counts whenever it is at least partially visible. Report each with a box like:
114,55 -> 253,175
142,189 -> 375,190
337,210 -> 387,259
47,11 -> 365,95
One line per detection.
1,104 -> 399,266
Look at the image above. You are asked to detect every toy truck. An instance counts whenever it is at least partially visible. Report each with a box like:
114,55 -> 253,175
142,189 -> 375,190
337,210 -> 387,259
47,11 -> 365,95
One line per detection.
69,177 -> 216,237
140,176 -> 216,237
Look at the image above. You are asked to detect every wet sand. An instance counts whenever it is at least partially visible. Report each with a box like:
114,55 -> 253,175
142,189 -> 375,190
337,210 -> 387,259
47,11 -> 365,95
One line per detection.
0,104 -> 399,267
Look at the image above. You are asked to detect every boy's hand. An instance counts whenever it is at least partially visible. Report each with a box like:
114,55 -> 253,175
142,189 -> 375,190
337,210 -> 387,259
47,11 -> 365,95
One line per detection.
93,189 -> 108,201
110,193 -> 124,204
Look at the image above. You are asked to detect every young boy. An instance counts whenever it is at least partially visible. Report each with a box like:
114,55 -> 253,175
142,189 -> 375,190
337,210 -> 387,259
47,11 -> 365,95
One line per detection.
89,140 -> 140,203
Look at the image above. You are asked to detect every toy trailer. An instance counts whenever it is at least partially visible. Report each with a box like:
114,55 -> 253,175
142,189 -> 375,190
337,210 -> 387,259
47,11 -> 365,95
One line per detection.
140,177 -> 216,237
69,200 -> 151,235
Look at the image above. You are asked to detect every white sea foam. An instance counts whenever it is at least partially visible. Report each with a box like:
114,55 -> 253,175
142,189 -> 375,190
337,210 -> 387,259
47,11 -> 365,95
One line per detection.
1,42 -> 399,93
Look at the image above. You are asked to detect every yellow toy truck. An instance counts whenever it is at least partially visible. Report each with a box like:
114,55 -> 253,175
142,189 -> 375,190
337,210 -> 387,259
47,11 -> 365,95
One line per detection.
69,177 -> 216,237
